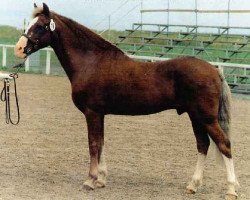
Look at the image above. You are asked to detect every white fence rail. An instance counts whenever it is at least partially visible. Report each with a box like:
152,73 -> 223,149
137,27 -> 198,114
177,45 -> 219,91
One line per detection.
1,44 -> 250,76
128,54 -> 250,72
0,44 -> 53,75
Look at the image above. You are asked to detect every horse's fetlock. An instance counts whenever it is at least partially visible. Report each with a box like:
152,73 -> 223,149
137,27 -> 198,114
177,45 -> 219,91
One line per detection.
192,178 -> 202,187
89,173 -> 98,180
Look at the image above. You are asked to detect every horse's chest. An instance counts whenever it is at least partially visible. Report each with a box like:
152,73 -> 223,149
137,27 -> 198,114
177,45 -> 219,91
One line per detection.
71,84 -> 105,113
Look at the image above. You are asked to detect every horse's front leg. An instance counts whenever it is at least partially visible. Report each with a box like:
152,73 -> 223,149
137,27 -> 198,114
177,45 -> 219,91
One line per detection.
83,109 -> 107,190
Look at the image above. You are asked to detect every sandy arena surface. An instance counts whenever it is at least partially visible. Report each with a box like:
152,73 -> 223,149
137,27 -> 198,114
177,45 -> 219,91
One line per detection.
0,74 -> 249,200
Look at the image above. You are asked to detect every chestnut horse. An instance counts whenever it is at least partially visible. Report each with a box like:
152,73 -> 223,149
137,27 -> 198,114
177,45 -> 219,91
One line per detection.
15,4 -> 238,199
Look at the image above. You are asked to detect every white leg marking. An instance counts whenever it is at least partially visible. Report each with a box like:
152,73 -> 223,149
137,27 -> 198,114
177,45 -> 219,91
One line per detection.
99,146 -> 107,176
193,153 -> 206,182
96,146 -> 107,188
222,155 -> 238,197
83,146 -> 107,189
187,153 -> 206,193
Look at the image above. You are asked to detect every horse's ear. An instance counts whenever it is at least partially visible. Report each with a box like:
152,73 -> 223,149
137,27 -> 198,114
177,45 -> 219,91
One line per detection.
34,3 -> 37,8
42,3 -> 50,17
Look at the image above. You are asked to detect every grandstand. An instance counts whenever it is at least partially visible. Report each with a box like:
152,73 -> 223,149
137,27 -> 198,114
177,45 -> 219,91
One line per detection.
117,23 -> 250,64
112,2 -> 250,93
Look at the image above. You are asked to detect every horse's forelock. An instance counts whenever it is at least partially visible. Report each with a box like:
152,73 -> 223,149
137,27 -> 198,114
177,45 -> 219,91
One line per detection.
32,6 -> 44,18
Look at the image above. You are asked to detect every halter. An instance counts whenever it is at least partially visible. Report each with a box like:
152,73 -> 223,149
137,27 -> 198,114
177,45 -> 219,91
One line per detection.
22,18 -> 56,55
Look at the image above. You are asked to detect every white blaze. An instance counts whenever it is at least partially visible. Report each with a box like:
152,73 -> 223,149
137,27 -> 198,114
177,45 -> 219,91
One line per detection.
15,17 -> 39,59
25,17 -> 38,34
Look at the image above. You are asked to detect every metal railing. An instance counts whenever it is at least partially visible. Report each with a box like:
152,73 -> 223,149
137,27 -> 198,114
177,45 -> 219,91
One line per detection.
1,43 -> 250,73
140,9 -> 250,14
94,0 -> 142,38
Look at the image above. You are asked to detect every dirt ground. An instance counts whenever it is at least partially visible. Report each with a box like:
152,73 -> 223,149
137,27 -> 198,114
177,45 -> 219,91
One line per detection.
0,74 -> 249,200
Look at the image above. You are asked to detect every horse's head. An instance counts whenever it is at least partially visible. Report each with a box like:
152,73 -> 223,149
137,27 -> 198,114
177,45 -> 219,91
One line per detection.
15,3 -> 55,58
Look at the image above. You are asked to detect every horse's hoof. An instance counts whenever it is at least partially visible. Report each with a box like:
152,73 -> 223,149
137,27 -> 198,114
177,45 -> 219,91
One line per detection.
186,188 -> 196,194
95,179 -> 106,188
186,183 -> 197,194
225,194 -> 237,200
83,179 -> 95,190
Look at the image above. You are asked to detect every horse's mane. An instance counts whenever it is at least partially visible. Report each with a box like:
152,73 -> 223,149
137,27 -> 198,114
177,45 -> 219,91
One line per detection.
32,7 -> 125,54
59,14 -> 125,52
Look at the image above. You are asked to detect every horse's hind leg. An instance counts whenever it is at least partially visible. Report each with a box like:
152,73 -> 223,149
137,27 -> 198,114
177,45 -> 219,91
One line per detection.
205,122 -> 238,199
83,109 -> 107,190
186,118 -> 210,194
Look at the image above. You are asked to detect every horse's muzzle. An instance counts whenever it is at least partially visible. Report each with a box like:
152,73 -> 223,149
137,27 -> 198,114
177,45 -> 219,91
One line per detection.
14,36 -> 28,59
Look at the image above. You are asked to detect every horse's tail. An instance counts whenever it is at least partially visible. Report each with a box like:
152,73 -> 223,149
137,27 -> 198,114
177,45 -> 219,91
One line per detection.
215,69 -> 232,163
218,69 -> 231,138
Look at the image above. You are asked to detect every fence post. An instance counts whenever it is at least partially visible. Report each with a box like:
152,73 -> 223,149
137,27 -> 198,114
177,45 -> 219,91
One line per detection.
243,67 -> 247,76
2,46 -> 7,67
140,0 -> 143,32
218,65 -> 224,75
46,50 -> 51,75
25,57 -> 30,72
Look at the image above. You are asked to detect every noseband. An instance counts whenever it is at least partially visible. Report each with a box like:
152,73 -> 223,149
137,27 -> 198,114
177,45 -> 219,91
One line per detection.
22,18 -> 56,55
21,33 -> 40,54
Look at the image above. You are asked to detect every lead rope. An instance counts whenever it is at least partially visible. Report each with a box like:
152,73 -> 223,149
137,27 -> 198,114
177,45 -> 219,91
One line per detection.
0,59 -> 26,125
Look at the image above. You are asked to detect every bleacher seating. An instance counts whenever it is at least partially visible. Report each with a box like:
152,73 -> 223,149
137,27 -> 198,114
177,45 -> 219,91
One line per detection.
113,23 -> 250,92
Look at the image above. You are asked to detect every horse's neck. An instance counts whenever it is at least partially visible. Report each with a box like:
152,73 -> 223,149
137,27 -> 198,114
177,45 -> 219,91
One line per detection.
50,15 -> 107,80
50,31 -> 81,80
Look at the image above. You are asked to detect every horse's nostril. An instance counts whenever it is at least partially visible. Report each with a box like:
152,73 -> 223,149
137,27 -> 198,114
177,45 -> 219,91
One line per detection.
18,47 -> 22,50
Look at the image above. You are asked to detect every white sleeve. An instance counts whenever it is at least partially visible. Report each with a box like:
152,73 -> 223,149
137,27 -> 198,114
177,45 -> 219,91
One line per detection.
0,73 -> 13,80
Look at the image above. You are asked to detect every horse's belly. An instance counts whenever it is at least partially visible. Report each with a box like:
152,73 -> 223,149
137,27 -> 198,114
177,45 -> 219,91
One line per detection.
105,97 -> 174,115
104,83 -> 176,115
